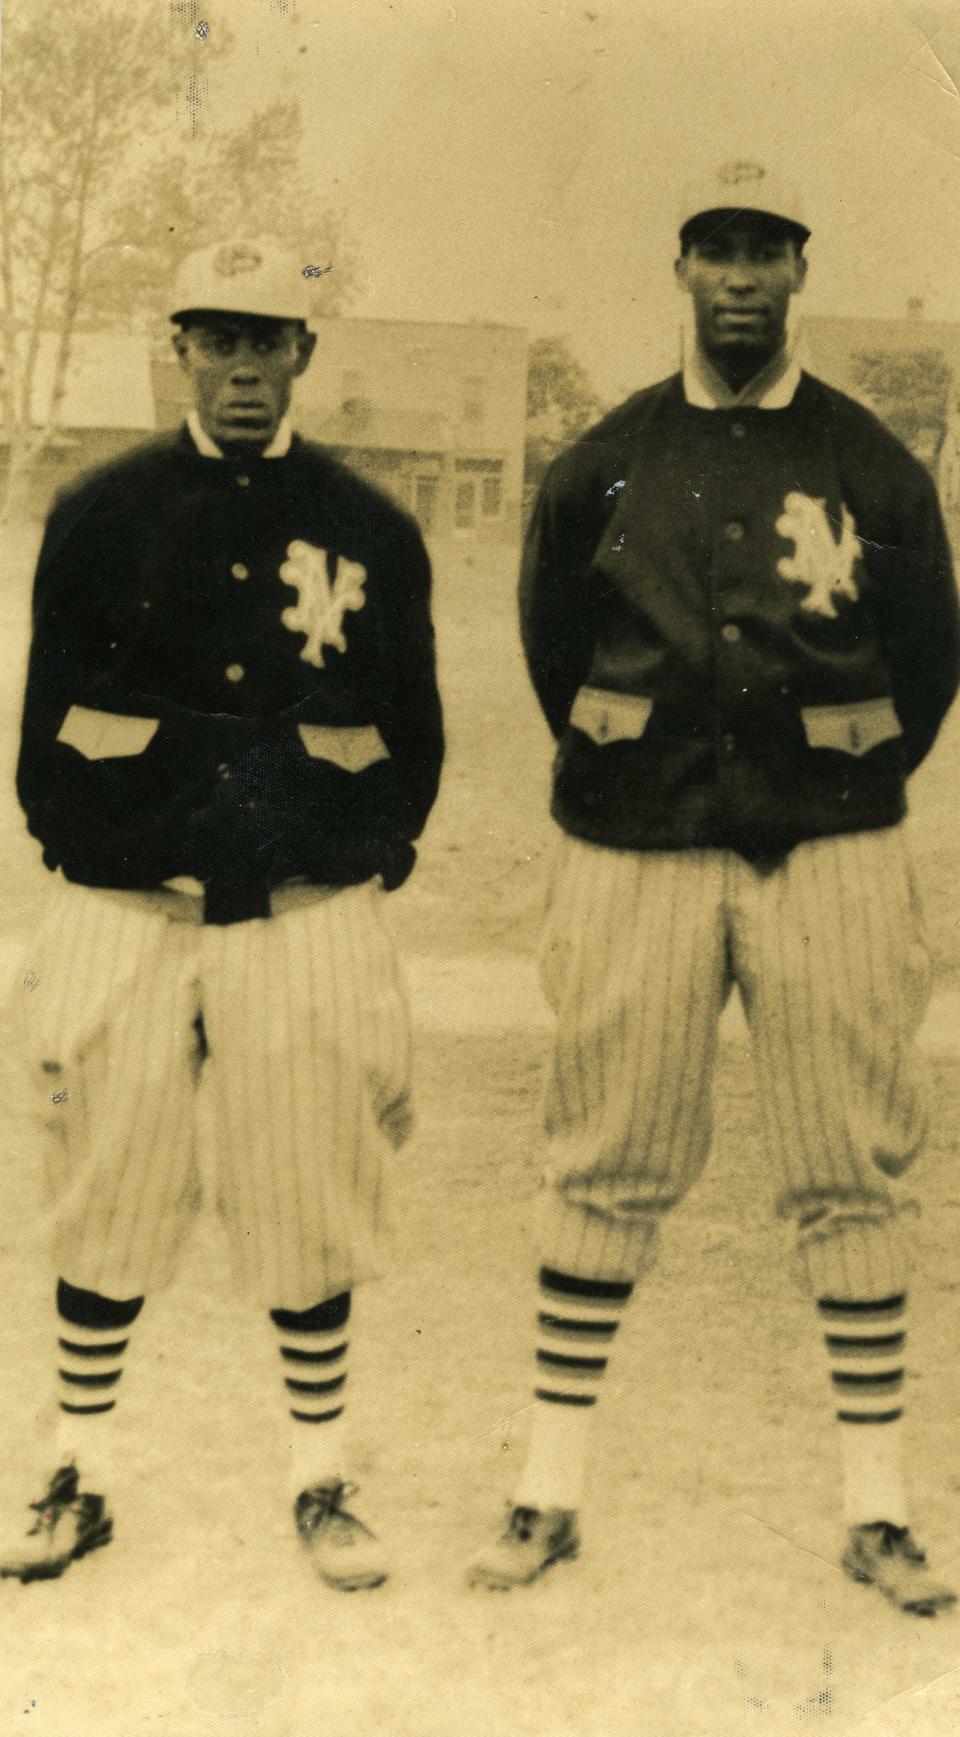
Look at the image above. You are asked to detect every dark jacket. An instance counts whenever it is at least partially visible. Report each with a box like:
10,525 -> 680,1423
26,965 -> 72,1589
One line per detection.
17,427 -> 444,922
520,370 -> 959,859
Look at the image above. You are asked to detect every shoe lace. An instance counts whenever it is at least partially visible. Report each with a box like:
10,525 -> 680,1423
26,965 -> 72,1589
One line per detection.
507,1506 -> 539,1543
300,1480 -> 370,1538
26,1475 -> 77,1539
882,1523 -> 927,1565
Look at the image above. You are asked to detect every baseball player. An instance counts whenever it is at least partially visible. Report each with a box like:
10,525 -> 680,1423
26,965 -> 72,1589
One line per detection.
468,163 -> 960,1614
2,239 -> 443,1590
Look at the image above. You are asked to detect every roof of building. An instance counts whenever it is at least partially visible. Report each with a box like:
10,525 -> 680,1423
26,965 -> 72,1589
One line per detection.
312,314 -> 527,338
309,405 -> 513,460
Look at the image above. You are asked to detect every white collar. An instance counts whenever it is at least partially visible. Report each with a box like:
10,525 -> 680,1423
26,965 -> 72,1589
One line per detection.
186,409 -> 293,458
682,344 -> 801,410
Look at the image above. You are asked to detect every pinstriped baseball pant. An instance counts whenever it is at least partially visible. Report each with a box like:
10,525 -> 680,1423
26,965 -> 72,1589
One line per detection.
21,876 -> 412,1310
536,828 -> 932,1301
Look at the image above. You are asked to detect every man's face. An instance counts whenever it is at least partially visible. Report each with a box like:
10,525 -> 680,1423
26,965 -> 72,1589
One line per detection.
675,217 -> 807,374
172,316 -> 316,451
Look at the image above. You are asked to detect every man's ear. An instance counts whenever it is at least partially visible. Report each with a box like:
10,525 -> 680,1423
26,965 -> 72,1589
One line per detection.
171,329 -> 192,373
674,255 -> 690,291
293,328 -> 317,376
792,252 -> 808,295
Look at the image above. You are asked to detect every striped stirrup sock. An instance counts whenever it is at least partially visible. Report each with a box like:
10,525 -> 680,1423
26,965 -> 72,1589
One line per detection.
54,1279 -> 144,1492
270,1291 -> 351,1495
514,1267 -> 634,1512
817,1292 -> 909,1528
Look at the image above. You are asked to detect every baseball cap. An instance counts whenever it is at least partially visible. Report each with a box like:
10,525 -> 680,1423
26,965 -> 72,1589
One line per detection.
679,160 -> 809,243
169,238 -> 314,325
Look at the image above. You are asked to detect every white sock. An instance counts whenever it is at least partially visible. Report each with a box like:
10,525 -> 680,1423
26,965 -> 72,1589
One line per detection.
817,1292 -> 909,1528
288,1406 -> 348,1500
513,1266 -> 634,1513
54,1310 -> 139,1495
54,1409 -> 116,1496
270,1307 -> 351,1501
839,1416 -> 908,1528
515,1401 -> 595,1512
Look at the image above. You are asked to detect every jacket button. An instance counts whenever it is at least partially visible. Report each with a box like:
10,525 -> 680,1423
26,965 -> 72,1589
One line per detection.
217,763 -> 231,779
724,520 -> 745,541
231,563 -> 250,581
721,623 -> 742,643
730,422 -> 746,439
225,663 -> 245,683
236,474 -> 251,488
721,732 -> 736,754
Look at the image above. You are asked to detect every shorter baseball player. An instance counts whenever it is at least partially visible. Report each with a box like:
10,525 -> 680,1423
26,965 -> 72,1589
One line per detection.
468,164 -> 960,1614
2,240 -> 443,1589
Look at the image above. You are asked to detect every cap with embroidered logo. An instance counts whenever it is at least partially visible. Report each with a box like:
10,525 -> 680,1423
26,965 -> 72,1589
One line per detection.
170,239 -> 314,325
679,161 -> 809,244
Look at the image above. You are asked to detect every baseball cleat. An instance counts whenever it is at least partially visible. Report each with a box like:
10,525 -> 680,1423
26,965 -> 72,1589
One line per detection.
0,1463 -> 113,1584
842,1522 -> 956,1617
467,1504 -> 580,1590
294,1478 -> 388,1591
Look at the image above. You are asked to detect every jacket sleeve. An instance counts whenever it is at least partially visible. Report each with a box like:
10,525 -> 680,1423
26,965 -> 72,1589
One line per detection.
16,490 -> 205,886
519,452 -> 611,739
871,460 -> 960,773
366,510 -> 444,842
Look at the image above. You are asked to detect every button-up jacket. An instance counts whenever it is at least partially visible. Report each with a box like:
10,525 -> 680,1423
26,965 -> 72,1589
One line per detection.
520,370 -> 959,858
18,426 -> 444,922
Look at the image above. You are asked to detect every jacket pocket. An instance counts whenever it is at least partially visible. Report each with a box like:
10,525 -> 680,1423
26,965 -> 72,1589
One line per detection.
56,706 -> 159,760
800,696 -> 902,757
569,686 -> 653,745
297,723 -> 390,773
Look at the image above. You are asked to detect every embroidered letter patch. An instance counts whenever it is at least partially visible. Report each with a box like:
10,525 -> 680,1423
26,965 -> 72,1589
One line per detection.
279,541 -> 367,667
775,492 -> 862,619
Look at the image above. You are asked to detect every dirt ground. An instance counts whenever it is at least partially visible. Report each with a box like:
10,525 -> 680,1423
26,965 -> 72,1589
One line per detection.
2,512 -> 960,1735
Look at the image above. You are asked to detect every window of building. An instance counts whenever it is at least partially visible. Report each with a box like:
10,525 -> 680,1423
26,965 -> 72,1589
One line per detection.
415,476 -> 438,534
462,376 -> 484,424
454,455 -> 504,521
480,472 -> 503,518
341,369 -> 368,414
388,473 -> 413,512
454,479 -> 477,531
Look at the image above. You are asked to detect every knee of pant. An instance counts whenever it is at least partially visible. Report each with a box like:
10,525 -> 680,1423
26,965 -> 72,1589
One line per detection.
537,1182 -> 663,1282
553,1169 -> 691,1221
780,1186 -> 897,1236
784,1192 -> 914,1301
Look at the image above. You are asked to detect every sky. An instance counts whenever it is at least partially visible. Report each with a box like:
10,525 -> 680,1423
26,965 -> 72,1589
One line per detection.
139,0 -> 960,397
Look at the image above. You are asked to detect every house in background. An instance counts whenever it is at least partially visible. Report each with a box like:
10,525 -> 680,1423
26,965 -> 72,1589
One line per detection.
303,318 -> 528,547
154,315 -> 529,549
801,306 -> 960,482
2,331 -> 155,514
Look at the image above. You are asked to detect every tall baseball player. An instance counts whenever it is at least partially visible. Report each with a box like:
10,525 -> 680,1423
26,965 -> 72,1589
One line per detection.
468,163 -> 960,1614
2,239 -> 443,1589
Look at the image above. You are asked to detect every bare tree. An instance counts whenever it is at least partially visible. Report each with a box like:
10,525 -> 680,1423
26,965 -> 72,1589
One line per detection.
0,1 -> 360,515
0,1 -> 186,511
